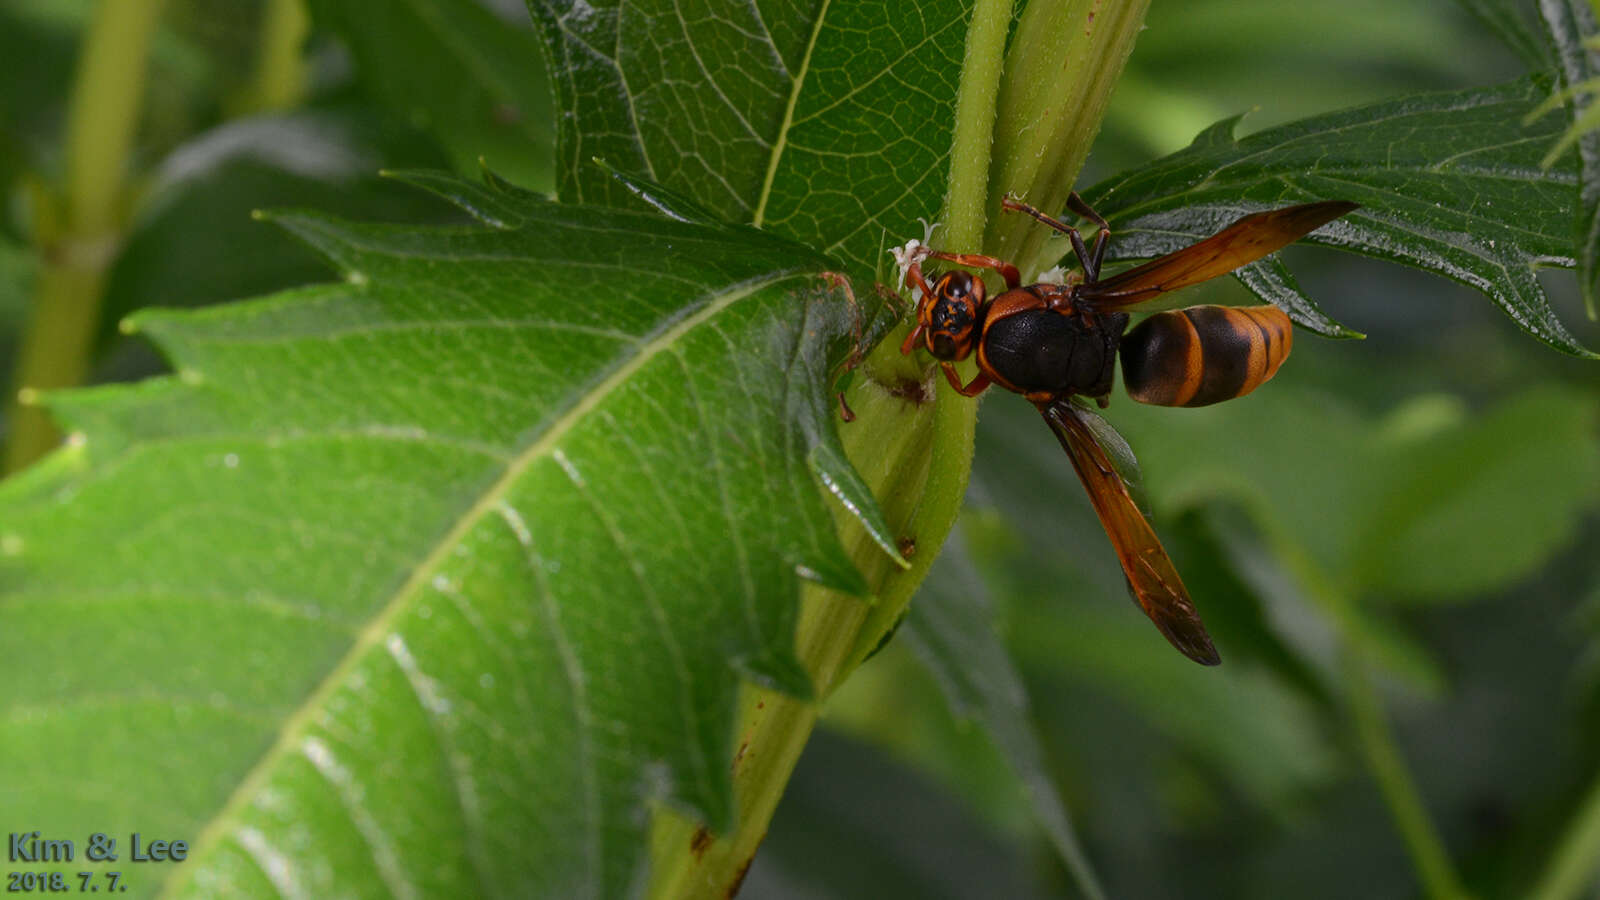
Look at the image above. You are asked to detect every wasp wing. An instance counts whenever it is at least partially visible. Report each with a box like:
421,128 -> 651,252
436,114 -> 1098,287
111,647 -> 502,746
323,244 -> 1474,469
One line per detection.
1039,400 -> 1220,665
1078,201 -> 1357,309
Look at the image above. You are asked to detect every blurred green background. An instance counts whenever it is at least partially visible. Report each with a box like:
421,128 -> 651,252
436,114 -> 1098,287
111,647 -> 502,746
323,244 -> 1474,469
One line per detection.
2,0 -> 1597,897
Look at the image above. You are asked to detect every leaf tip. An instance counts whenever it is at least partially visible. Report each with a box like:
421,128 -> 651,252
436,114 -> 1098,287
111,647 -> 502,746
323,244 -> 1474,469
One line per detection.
479,164 -> 527,197
793,556 -> 869,596
808,445 -> 907,571
593,161 -> 721,225
732,651 -> 815,702
1189,112 -> 1248,149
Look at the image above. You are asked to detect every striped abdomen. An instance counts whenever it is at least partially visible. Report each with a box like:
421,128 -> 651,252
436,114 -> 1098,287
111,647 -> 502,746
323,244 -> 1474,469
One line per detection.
1119,305 -> 1293,407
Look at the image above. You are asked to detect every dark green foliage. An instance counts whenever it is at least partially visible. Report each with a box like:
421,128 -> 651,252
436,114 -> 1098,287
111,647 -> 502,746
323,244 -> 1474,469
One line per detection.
3,1 -> 1600,898
528,0 -> 969,277
1080,77 -> 1596,356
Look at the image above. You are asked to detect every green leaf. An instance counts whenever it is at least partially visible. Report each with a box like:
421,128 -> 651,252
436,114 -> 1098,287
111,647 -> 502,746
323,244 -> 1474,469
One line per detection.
1162,506 -> 1334,705
307,0 -> 557,192
99,108 -> 458,344
1005,599 -> 1340,812
1056,385 -> 1373,592
901,529 -> 1106,900
0,173 -> 893,898
974,386 -> 1442,696
527,0 -> 969,277
1111,0 -> 1507,158
1454,0 -> 1555,69
1099,377 -> 1600,679
1352,386 -> 1600,599
1077,385 -> 1435,686
1534,0 -> 1600,318
750,728 -> 1044,898
1078,77 -> 1599,357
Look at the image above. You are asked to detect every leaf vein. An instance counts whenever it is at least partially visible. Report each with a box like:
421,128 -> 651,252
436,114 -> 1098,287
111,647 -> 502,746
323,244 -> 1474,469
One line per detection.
549,446 -> 718,810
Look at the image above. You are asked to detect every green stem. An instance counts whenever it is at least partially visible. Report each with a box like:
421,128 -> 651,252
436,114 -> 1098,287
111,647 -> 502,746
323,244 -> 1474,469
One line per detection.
833,0 -> 1017,677
1344,649 -> 1472,900
4,0 -> 168,472
933,0 -> 1014,250
236,0 -> 310,114
648,2 -> 1156,896
646,358 -> 940,900
987,0 -> 1151,277
647,1 -> 1012,896
1529,763 -> 1600,900
1270,529 -> 1468,899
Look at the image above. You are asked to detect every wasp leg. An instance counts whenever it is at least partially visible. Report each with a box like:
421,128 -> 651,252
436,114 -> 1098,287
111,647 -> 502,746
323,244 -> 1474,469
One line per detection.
821,271 -> 866,422
941,363 -> 991,397
1065,192 -> 1111,281
820,271 -> 864,370
1003,193 -> 1112,282
926,251 -> 1022,290
899,259 -> 937,355
875,281 -> 909,317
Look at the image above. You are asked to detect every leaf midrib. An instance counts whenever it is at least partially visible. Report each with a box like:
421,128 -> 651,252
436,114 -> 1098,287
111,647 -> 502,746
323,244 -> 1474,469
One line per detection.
752,0 -> 832,227
168,267 -> 817,894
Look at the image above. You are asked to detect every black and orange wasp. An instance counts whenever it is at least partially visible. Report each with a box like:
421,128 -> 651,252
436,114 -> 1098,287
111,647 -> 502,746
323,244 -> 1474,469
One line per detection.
899,193 -> 1357,664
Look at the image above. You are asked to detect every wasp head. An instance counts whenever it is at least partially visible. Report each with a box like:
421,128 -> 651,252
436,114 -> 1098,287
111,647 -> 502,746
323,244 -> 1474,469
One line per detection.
924,270 -> 983,361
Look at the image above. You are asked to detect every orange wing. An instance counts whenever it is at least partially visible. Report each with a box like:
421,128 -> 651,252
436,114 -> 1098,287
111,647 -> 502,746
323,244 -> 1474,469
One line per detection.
1078,201 -> 1358,309
1039,400 -> 1220,665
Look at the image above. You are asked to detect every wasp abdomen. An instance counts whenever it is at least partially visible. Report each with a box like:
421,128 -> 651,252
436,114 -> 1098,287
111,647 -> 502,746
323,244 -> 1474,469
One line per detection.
1120,305 -> 1293,407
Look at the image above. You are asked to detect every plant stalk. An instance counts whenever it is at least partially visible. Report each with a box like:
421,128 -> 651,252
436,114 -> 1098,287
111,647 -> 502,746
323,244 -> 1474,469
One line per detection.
4,0 -> 168,472
987,0 -> 1152,277
1344,648 -> 1472,900
648,1 -> 1155,897
1529,761 -> 1600,900
833,0 -> 1013,677
236,0 -> 310,114
646,356 -> 940,900
1269,529 -> 1468,899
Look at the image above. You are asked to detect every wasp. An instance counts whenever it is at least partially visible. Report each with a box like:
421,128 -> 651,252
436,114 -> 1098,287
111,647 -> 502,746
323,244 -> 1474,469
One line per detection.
900,193 -> 1357,665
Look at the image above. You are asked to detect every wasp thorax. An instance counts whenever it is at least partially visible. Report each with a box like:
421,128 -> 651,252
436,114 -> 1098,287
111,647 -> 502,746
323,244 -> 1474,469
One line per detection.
926,271 -> 983,361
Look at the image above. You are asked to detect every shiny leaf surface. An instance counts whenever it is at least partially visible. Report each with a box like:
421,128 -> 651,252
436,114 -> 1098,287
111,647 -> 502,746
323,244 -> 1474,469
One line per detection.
1078,77 -> 1597,356
528,0 -> 969,278
0,173 -> 891,898
1534,0 -> 1600,318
